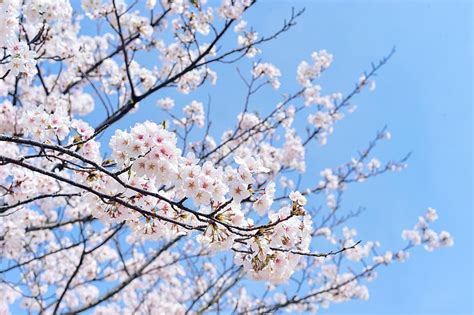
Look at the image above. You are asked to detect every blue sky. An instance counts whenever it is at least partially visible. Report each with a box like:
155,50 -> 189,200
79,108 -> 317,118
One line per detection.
84,1 -> 472,313
242,1 -> 473,313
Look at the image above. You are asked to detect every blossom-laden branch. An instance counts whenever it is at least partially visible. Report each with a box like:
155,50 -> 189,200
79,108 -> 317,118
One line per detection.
0,0 -> 452,314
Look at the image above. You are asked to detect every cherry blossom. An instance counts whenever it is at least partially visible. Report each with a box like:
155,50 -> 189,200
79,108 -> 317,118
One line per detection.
0,1 -> 453,314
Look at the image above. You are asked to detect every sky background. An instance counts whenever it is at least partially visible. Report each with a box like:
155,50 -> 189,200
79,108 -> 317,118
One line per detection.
79,0 -> 472,314
244,1 -> 474,313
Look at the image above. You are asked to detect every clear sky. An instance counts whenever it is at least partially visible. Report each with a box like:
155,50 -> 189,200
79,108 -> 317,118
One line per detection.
35,0 -> 474,314
239,1 -> 474,313
83,0 -> 473,313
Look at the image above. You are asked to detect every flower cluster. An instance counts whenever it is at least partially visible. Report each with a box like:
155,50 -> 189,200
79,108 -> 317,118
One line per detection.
0,101 -> 18,134
157,97 -> 175,110
252,62 -> 282,89
5,41 -> 37,77
238,31 -> 259,58
297,50 -> 333,87
235,199 -> 313,283
402,207 -> 454,251
103,121 -> 316,282
21,105 -> 70,141
180,100 -> 205,128
219,0 -> 252,19
0,0 -> 19,47
109,121 -> 180,172
253,181 -> 276,216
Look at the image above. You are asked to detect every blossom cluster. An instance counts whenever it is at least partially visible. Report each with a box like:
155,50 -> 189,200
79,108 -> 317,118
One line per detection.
21,105 -> 70,141
297,50 -> 333,87
5,40 -> 37,78
0,2 -> 40,78
402,207 -> 454,251
91,120 -> 315,282
252,62 -> 282,89
0,0 -> 19,47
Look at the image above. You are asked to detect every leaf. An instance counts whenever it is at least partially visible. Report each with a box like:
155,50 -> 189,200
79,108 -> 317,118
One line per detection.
190,0 -> 200,9
101,159 -> 115,167
86,173 -> 99,182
